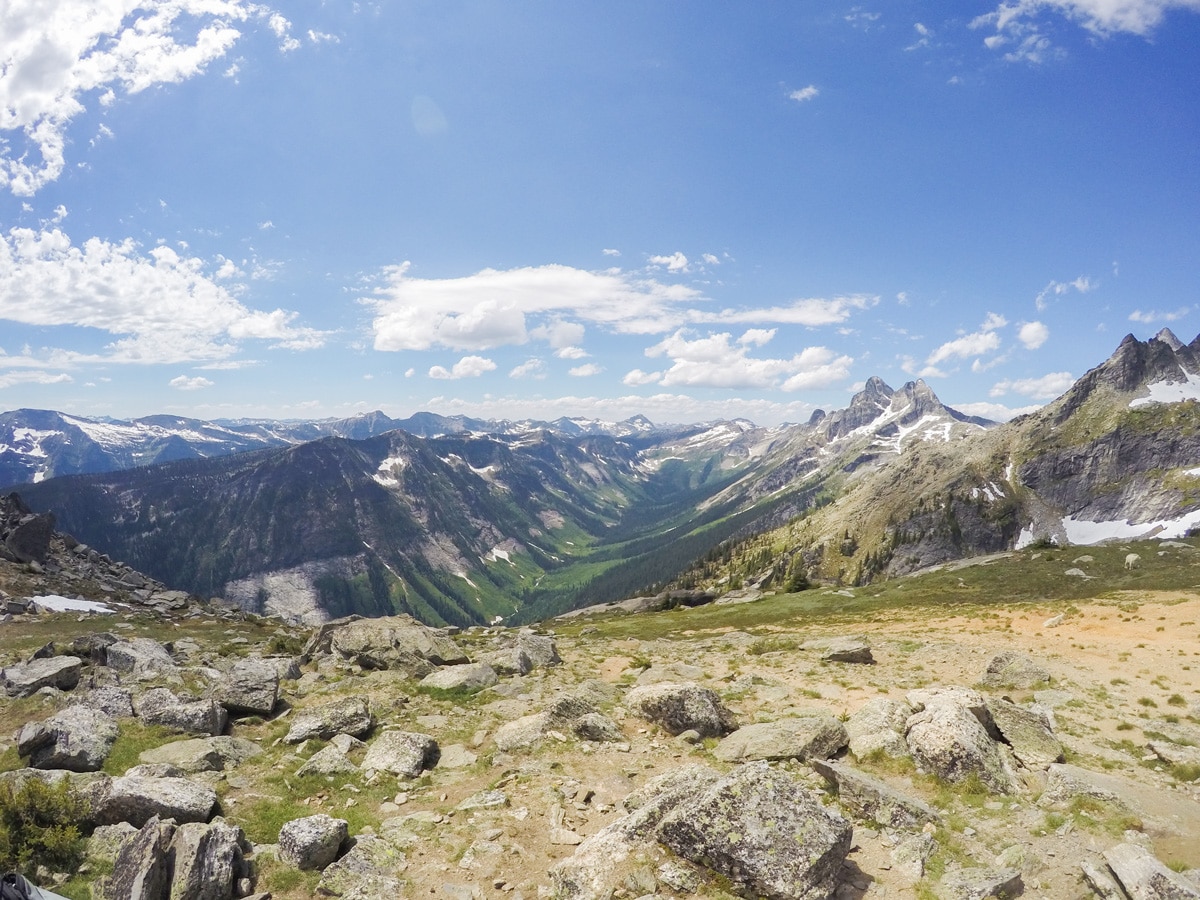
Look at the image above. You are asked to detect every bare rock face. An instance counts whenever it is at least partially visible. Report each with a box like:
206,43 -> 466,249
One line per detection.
1,655 -> 82,697
284,695 -> 373,743
713,715 -> 847,763
656,761 -> 852,900
101,815 -> 175,900
624,681 -> 738,738
278,813 -> 349,871
17,704 -> 118,771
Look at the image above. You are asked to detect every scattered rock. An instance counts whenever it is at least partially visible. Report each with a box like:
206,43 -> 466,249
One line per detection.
106,637 -> 178,677
17,704 -> 118,771
905,690 -> 1017,793
811,759 -> 940,830
324,615 -> 468,675
713,714 -> 847,763
362,730 -> 438,778
625,681 -> 738,737
2,655 -> 82,697
985,697 -> 1064,770
981,651 -> 1051,689
418,662 -> 498,691
802,636 -> 875,664
284,696 -> 373,743
316,833 -> 408,896
134,688 -> 227,737
939,866 -> 1023,900
89,774 -> 218,827
278,813 -> 348,871
138,736 -> 263,774
214,658 -> 279,716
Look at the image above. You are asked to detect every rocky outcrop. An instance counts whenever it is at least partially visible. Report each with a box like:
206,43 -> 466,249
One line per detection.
2,655 -> 82,697
17,705 -> 118,771
278,814 -> 349,870
322,615 -> 469,674
134,688 -> 227,737
213,658 -> 279,716
361,731 -> 439,778
88,774 -> 218,827
904,688 -> 1018,793
712,714 -> 847,763
284,696 -> 373,743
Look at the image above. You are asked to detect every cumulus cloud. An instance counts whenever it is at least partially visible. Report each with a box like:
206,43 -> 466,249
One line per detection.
642,329 -> 852,391
169,374 -> 214,391
555,346 -> 589,360
569,363 -> 604,377
0,369 -> 73,389
695,295 -> 879,328
789,85 -> 820,102
0,0 -> 295,196
926,313 -> 1007,367
367,263 -> 702,352
648,251 -> 689,272
1036,275 -> 1096,311
429,355 -> 497,380
0,226 -> 326,364
1129,307 -> 1191,323
622,369 -> 661,387
954,400 -> 1044,422
509,359 -> 547,379
989,371 -> 1075,399
1018,321 -> 1049,349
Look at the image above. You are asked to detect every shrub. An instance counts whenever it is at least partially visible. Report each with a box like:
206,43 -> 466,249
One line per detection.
0,776 -> 88,875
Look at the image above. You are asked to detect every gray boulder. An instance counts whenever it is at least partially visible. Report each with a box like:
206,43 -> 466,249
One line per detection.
6,511 -> 54,563
802,636 -> 875,664
985,698 -> 1063,769
138,736 -> 262,774
316,834 -> 408,897
362,730 -> 438,777
101,815 -> 175,900
107,638 -> 178,677
516,630 -> 562,668
625,681 -> 738,737
284,696 -> 373,743
89,774 -> 218,827
296,744 -> 359,776
981,651 -> 1051,689
17,704 -> 119,771
905,693 -> 1017,793
713,714 -> 847,763
83,685 -> 135,718
811,759 -> 939,830
634,661 -> 705,686
1039,763 -> 1128,809
1103,842 -> 1200,900
2,655 -> 82,697
418,662 -> 498,691
169,819 -> 248,900
846,697 -> 914,760
656,761 -> 852,900
134,688 -> 227,736
213,658 -> 279,716
478,646 -> 532,676
494,689 -> 619,750
278,813 -> 348,870
325,615 -> 468,674
940,867 -> 1024,900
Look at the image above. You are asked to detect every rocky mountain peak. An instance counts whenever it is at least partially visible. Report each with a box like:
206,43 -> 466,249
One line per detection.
1154,327 -> 1185,351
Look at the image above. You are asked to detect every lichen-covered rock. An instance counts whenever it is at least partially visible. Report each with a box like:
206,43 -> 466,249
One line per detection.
169,819 -> 247,900
905,697 -> 1017,794
362,731 -> 438,778
89,774 -> 218,827
625,681 -> 737,737
939,866 -> 1023,900
138,736 -> 262,774
846,697 -> 914,760
418,662 -> 498,691
296,744 -> 358,776
713,714 -> 847,763
134,688 -> 227,737
981,651 -> 1051,689
2,655 -> 82,697
1103,843 -> 1200,900
325,615 -> 468,674
278,813 -> 348,871
106,638 -> 178,676
214,658 -> 279,716
17,704 -> 118,771
985,697 -> 1063,770
100,815 -> 175,900
656,762 -> 852,900
516,630 -> 561,668
284,696 -> 373,743
801,636 -> 875,664
316,834 -> 408,897
811,759 -> 939,830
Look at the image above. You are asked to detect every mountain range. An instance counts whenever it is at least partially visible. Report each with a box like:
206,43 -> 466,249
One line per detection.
7,329 -> 1200,626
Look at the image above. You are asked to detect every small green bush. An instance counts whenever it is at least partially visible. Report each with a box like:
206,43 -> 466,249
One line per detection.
0,776 -> 88,875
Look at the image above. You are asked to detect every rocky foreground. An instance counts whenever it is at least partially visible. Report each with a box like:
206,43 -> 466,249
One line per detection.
2,583 -> 1200,900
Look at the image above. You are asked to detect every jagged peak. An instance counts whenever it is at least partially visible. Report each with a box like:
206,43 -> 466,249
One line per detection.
1153,327 -> 1184,351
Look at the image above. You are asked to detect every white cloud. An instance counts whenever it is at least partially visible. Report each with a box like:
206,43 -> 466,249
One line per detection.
926,313 -> 1007,367
648,251 -> 689,272
169,375 -> 214,391
602,248 -> 621,257
569,363 -> 604,377
643,329 -> 852,391
701,253 -> 720,266
429,355 -> 497,380
789,85 -> 820,102
367,263 -> 703,352
0,369 -> 73,389
0,1 -> 292,196
974,0 -> 1200,41
1018,320 -> 1049,349
906,22 -> 934,50
1129,307 -> 1191,323
1035,275 -> 1097,311
555,346 -> 589,360
509,359 -> 547,379
989,371 -> 1075,399
696,295 -> 879,328
0,226 -> 325,364
622,369 -> 662,386
530,318 -> 585,349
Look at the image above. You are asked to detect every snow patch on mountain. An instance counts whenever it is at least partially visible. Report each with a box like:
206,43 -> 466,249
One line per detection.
1130,370 -> 1200,408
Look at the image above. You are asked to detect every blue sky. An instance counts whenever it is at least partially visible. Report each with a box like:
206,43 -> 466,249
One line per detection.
1,1 -> 1198,426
